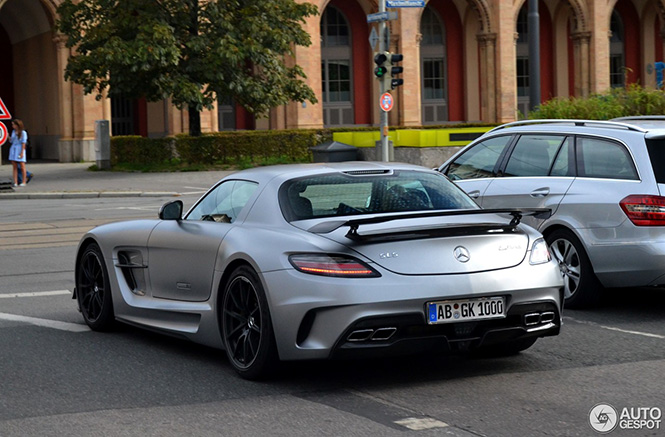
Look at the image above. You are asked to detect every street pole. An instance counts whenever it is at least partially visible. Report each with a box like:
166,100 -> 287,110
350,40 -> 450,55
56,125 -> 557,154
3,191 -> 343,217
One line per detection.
379,0 -> 390,162
528,0 -> 541,113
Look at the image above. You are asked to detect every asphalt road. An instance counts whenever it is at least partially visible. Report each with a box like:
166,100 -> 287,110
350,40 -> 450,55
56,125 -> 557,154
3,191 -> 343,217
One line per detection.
1,196 -> 664,437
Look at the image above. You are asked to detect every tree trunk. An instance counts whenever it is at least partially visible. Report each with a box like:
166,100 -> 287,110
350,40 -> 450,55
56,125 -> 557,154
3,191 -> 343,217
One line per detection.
188,106 -> 201,137
187,0 -> 201,137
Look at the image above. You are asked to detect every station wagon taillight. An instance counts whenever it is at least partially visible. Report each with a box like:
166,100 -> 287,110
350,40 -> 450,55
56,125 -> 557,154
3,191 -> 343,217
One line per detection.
620,195 -> 665,226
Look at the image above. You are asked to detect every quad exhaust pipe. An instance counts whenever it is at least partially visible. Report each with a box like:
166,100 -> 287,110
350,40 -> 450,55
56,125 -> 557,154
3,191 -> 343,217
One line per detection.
347,327 -> 397,342
524,311 -> 556,326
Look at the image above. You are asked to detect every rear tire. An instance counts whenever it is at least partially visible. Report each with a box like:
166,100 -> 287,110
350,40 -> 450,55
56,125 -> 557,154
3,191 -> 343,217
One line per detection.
221,266 -> 278,380
546,229 -> 602,309
76,242 -> 115,331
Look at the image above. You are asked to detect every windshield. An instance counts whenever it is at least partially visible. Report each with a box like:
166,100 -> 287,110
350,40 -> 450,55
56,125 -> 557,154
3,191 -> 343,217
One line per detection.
279,170 -> 478,221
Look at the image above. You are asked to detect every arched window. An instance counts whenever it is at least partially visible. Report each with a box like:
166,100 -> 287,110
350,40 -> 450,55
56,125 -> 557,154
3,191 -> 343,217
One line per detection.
610,11 -> 625,88
320,6 -> 354,126
420,7 -> 447,124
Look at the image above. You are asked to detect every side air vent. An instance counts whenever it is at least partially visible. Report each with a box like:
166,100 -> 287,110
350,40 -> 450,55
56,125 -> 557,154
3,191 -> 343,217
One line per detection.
116,251 -> 147,296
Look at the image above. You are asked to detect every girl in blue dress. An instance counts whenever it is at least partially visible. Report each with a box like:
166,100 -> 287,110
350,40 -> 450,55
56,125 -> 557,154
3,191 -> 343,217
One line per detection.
9,119 -> 28,187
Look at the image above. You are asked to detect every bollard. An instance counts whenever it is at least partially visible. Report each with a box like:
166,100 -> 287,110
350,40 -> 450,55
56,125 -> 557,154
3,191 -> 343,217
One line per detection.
95,120 -> 110,170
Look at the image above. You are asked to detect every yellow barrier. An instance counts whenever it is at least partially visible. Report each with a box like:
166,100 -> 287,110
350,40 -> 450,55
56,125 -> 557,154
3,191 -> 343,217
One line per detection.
333,127 -> 492,148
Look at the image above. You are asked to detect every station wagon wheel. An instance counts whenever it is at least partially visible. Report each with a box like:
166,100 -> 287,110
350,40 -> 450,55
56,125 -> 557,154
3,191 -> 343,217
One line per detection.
76,242 -> 115,331
221,266 -> 277,380
546,229 -> 602,309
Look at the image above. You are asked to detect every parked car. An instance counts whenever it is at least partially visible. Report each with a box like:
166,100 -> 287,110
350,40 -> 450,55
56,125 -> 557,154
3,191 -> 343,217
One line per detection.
438,118 -> 665,308
74,162 -> 562,379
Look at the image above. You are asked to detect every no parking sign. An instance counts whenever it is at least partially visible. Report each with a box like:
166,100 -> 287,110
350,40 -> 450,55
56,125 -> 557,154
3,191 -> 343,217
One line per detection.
0,97 -> 11,145
380,92 -> 394,112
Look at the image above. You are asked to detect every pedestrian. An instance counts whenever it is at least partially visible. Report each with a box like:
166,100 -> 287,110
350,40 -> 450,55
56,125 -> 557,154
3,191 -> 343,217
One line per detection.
8,119 -> 29,187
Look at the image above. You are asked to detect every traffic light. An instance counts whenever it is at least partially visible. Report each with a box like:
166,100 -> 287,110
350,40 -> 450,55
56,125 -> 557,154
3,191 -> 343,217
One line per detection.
389,53 -> 403,89
374,52 -> 389,79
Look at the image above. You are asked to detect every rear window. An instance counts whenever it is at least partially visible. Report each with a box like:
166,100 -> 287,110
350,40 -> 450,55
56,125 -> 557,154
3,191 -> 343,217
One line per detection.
280,170 -> 478,221
576,137 -> 638,180
646,138 -> 665,184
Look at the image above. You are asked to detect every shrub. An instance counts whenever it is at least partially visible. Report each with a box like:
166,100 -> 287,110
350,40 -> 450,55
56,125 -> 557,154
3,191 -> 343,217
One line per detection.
109,123 -> 494,170
531,84 -> 665,120
110,136 -> 174,166
111,129 -> 333,168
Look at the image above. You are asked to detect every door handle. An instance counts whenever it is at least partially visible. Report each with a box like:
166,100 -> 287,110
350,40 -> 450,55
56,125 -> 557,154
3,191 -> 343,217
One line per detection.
530,188 -> 550,198
467,190 -> 481,199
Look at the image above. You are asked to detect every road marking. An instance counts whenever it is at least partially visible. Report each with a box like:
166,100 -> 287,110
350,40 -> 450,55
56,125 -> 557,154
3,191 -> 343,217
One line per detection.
565,316 -> 665,339
0,312 -> 89,332
395,417 -> 449,431
94,206 -> 161,211
0,290 -> 71,298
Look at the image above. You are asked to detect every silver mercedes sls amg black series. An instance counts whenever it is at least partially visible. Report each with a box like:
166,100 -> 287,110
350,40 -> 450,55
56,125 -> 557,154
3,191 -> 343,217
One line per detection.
74,162 -> 563,379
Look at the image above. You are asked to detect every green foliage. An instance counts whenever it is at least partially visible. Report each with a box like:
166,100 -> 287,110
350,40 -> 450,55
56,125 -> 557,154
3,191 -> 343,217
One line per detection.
56,0 -> 319,134
110,136 -> 174,166
530,84 -> 665,120
111,129 -> 331,170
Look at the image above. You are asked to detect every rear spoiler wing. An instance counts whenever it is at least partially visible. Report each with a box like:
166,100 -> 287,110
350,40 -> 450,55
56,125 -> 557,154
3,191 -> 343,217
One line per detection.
307,208 -> 551,239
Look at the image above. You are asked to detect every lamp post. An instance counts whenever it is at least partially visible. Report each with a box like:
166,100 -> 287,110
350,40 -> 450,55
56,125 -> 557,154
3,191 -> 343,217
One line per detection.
528,0 -> 541,112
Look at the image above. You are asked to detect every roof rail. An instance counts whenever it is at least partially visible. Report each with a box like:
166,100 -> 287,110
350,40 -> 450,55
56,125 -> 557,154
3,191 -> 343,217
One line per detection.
487,119 -> 648,134
611,116 -> 665,122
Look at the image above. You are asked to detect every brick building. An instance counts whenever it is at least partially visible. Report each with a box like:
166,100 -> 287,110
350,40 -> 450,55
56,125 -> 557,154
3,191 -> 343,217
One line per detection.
0,0 -> 663,162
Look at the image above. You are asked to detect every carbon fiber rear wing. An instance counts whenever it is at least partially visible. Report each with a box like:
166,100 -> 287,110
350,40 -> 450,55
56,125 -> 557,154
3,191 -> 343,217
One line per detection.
307,208 -> 551,240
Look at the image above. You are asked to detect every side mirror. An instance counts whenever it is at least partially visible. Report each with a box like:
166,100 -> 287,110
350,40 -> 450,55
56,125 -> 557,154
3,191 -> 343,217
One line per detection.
159,200 -> 183,220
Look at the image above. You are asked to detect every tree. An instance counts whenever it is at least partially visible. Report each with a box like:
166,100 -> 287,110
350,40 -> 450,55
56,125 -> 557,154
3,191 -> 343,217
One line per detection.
56,0 -> 319,136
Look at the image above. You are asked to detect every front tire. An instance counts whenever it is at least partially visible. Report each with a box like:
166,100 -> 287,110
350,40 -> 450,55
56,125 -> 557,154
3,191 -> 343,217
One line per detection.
546,229 -> 602,309
221,266 -> 278,380
76,242 -> 115,331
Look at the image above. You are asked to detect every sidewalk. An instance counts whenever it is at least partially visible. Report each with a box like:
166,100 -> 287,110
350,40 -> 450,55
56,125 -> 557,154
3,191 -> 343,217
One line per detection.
0,162 -> 235,199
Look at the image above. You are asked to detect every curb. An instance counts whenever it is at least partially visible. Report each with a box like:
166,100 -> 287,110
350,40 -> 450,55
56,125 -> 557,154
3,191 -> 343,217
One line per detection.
0,191 -> 181,200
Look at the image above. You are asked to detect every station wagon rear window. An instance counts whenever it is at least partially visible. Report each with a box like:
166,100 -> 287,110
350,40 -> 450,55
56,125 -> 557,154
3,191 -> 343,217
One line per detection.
576,137 -> 638,180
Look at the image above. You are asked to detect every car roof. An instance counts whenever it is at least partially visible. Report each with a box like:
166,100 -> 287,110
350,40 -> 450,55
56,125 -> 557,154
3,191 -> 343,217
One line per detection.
472,116 -> 665,139
487,119 -> 647,134
477,118 -> 665,142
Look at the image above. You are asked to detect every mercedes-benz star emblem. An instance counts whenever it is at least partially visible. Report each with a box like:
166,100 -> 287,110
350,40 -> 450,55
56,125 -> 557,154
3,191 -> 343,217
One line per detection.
453,246 -> 470,263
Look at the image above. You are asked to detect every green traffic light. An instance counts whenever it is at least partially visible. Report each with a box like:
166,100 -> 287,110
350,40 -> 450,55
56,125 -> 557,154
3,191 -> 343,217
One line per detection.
374,66 -> 388,78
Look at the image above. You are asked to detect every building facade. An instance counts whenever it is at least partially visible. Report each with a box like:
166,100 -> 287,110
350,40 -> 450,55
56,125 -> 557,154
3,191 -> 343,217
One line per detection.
1,0 -> 663,162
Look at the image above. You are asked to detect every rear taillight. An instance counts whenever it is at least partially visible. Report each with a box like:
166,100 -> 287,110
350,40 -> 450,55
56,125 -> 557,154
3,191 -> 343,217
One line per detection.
529,238 -> 551,265
620,195 -> 665,226
289,254 -> 380,278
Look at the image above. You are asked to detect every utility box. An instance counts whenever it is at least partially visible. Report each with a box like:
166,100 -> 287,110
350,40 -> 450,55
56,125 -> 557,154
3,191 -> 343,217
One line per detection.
95,120 -> 111,170
311,141 -> 358,163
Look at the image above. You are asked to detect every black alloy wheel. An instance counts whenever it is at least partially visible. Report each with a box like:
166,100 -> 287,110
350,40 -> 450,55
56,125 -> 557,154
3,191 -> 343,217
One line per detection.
546,228 -> 602,309
221,266 -> 277,380
76,243 -> 115,331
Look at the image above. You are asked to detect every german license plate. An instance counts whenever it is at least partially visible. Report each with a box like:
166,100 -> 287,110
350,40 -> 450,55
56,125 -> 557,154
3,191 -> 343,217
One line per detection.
427,297 -> 505,324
